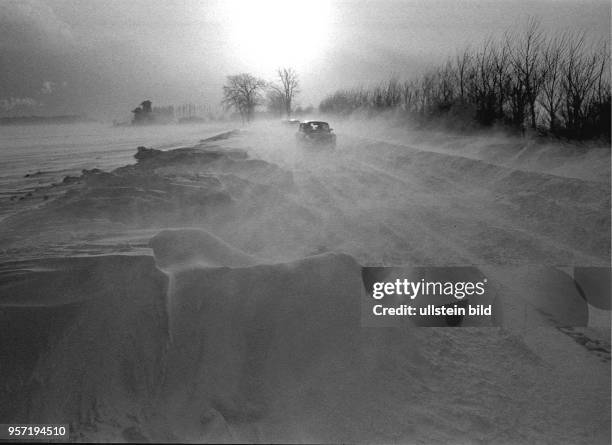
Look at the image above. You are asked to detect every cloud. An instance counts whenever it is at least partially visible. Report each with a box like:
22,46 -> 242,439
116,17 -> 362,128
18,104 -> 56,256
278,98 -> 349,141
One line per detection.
0,0 -> 74,53
0,97 -> 41,112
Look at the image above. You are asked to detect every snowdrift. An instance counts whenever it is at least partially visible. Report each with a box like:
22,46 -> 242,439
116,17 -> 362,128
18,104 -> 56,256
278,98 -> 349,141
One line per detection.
0,233 -> 381,442
2,228 -> 609,443
0,255 -> 169,435
150,228 -> 257,269
350,137 -> 611,262
1,141 -> 294,232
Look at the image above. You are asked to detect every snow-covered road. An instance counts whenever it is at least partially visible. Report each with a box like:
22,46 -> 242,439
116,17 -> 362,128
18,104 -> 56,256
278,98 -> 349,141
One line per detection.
0,125 -> 609,443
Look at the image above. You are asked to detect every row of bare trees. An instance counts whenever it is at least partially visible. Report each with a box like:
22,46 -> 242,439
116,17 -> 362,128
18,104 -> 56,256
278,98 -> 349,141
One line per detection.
222,68 -> 300,122
319,19 -> 610,140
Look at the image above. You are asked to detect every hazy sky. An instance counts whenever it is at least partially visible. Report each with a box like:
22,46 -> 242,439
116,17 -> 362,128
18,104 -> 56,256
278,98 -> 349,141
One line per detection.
1,0 -> 609,120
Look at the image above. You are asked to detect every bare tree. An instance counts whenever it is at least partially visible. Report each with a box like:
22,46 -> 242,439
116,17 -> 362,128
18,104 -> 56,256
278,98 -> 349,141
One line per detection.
401,80 -> 416,112
507,18 -> 546,129
371,78 -> 402,109
222,73 -> 267,122
455,47 -> 472,102
561,34 -> 600,136
317,16 -> 609,140
270,68 -> 300,117
591,40 -> 611,138
539,33 -> 568,132
491,42 -> 512,119
434,60 -> 457,111
418,72 -> 435,114
593,40 -> 610,105
468,39 -> 497,125
266,89 -> 285,117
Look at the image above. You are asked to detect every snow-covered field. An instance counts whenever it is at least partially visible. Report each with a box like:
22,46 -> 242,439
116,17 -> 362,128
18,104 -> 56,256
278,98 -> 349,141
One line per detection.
0,122 -> 609,443
0,122 -> 232,207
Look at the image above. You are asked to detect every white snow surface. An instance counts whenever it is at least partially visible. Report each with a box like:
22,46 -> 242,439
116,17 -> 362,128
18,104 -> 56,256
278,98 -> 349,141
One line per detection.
0,122 -> 609,443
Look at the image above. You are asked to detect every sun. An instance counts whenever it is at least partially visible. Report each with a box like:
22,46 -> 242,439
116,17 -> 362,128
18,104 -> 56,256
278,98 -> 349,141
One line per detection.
218,0 -> 333,73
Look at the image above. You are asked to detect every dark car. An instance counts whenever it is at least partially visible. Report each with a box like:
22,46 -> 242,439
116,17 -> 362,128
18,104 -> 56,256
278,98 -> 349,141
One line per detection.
295,121 -> 336,147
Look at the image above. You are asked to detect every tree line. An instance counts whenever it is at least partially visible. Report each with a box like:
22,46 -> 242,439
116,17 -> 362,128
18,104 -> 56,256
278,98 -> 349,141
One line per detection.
222,68 -> 300,122
319,19 -> 610,140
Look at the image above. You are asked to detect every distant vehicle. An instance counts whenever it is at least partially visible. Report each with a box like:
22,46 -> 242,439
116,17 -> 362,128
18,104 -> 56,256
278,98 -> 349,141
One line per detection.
295,121 -> 336,148
282,118 -> 301,126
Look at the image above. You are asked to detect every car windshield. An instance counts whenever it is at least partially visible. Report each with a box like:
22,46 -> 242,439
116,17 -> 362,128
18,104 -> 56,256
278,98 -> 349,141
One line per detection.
307,122 -> 329,131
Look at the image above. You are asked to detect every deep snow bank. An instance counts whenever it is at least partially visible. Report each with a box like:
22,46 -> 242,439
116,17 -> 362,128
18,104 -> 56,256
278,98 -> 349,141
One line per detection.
0,255 -> 169,433
160,250 -> 373,442
0,231 -> 372,441
1,228 -> 609,443
1,140 -> 293,232
340,120 -> 611,183
150,228 -> 257,269
347,136 -> 611,262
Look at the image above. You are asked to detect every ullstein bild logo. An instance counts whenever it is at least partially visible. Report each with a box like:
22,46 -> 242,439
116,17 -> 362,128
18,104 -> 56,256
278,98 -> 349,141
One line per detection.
361,266 -> 611,328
